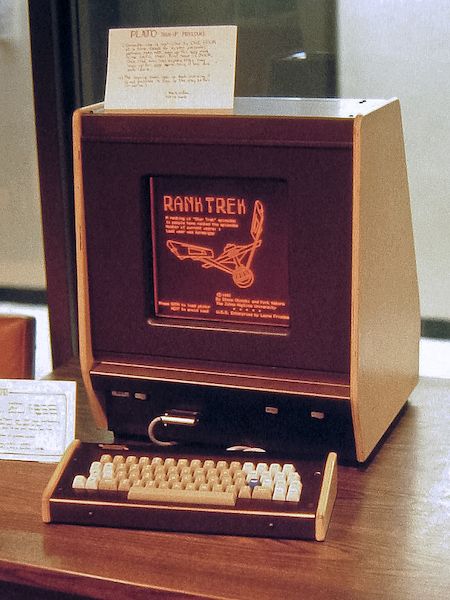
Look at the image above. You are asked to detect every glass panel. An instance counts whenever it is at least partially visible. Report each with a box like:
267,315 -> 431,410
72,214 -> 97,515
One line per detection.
74,0 -> 337,105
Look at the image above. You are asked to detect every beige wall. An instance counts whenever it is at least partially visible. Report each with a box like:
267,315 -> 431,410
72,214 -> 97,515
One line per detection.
0,0 -> 45,289
338,0 -> 450,320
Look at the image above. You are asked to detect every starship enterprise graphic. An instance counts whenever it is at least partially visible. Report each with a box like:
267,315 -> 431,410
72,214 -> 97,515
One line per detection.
166,200 -> 264,288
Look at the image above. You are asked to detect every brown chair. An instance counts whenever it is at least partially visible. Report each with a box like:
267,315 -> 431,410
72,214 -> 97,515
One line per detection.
0,315 -> 36,379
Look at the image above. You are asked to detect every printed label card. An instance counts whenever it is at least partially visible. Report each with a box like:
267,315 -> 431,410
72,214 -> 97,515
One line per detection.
0,379 -> 76,462
104,25 -> 237,112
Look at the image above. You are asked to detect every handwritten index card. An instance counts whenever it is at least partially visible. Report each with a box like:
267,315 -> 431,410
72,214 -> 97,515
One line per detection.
104,25 -> 237,112
0,379 -> 76,462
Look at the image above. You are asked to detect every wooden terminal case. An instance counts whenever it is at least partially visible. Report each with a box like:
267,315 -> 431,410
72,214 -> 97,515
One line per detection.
74,97 -> 420,463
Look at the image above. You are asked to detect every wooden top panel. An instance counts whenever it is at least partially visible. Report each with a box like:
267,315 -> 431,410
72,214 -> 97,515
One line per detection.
233,97 -> 391,117
80,98 -> 355,147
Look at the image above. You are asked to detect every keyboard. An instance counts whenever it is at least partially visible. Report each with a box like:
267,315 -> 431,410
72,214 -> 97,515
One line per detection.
42,440 -> 338,540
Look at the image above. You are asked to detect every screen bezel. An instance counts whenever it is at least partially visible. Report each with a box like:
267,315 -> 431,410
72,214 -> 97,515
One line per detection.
81,134 -> 352,375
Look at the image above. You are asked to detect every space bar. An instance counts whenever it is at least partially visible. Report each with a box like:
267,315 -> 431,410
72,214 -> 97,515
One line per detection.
128,486 -> 237,506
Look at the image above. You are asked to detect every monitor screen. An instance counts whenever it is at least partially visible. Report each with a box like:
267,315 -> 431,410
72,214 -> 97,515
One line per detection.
151,175 -> 290,327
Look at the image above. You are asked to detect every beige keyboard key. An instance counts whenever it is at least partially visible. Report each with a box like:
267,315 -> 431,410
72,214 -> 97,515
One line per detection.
252,486 -> 272,500
128,485 -> 236,506
102,463 -> 115,479
238,485 -> 252,499
85,475 -> 99,490
286,483 -> 302,502
272,483 -> 287,501
198,482 -> 212,492
72,475 -> 86,489
89,461 -> 102,475
118,478 -> 131,492
98,478 -> 118,491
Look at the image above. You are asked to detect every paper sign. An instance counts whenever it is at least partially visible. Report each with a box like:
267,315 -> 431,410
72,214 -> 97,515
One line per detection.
104,25 -> 237,112
0,379 -> 76,462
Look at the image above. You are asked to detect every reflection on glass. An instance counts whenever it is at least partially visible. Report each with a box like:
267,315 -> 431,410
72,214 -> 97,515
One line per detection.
74,0 -> 337,104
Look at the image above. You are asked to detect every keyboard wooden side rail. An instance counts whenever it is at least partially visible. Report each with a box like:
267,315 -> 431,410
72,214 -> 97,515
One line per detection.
42,441 -> 337,541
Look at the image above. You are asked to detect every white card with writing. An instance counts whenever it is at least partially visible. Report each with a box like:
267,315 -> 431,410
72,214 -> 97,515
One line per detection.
0,380 -> 76,462
104,25 -> 237,111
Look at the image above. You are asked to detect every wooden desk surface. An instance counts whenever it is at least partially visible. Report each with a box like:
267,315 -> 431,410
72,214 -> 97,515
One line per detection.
0,360 -> 449,599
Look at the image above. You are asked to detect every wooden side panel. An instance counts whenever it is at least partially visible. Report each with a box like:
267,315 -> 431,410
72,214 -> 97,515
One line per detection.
350,100 -> 420,461
315,452 -> 338,541
73,106 -> 108,428
42,439 -> 81,522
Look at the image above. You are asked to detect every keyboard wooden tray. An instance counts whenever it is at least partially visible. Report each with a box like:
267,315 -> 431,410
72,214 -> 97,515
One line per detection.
42,441 -> 337,541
